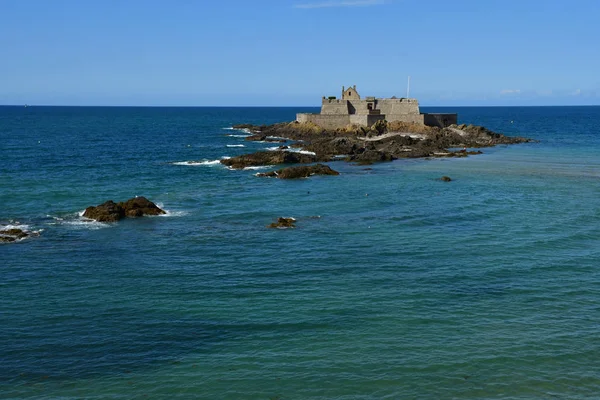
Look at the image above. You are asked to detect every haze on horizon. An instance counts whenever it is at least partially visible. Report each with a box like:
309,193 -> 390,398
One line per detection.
1,0 -> 598,107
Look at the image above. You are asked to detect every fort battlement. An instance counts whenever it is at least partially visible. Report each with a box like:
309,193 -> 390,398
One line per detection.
297,85 -> 457,130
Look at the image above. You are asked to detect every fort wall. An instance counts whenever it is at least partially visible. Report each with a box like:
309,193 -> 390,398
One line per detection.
349,114 -> 386,127
321,99 -> 349,115
386,114 -> 425,125
297,113 -> 350,130
377,99 -> 421,116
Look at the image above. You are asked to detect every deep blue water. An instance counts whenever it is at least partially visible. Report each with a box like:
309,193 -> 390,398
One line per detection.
1,105 -> 600,399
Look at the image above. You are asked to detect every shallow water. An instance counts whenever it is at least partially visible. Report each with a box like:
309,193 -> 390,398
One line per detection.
1,106 -> 600,399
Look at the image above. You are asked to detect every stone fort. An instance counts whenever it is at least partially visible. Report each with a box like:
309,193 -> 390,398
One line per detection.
297,85 -> 457,129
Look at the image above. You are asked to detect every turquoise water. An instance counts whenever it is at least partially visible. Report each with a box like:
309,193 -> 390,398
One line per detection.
1,106 -> 600,399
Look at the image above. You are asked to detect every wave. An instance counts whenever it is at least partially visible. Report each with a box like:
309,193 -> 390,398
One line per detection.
47,213 -> 111,230
226,144 -> 245,148
224,127 -> 253,136
172,156 -> 230,166
243,166 -> 271,170
155,203 -> 188,217
264,147 -> 316,156
1,222 -> 30,231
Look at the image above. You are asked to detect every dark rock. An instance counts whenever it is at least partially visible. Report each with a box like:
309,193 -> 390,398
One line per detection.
440,176 -> 452,182
349,149 -> 395,163
0,228 -> 35,243
120,197 -> 166,218
226,120 -> 532,169
268,217 -> 296,229
232,123 -> 258,130
245,134 -> 286,143
83,196 -> 166,222
221,151 -> 317,170
0,228 -> 29,239
83,200 -> 123,222
257,164 -> 340,179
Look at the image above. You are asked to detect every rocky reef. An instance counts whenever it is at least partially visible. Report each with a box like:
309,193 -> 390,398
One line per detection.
0,227 -> 39,243
83,196 -> 166,222
268,217 -> 296,229
220,151 -> 317,170
257,164 -> 339,179
225,120 -> 534,170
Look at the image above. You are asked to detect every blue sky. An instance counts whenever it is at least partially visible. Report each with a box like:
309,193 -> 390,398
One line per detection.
1,0 -> 598,106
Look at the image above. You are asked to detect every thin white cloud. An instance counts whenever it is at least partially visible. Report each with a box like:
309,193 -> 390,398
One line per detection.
500,89 -> 521,95
570,88 -> 582,96
294,0 -> 386,9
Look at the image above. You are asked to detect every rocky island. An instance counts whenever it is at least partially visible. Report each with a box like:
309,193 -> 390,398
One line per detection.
83,196 -> 166,222
222,86 -> 533,171
222,120 -> 532,170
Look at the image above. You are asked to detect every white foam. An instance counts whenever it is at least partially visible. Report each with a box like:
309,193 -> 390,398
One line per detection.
224,127 -> 253,136
64,219 -> 111,230
227,144 -> 245,148
160,210 -> 188,217
1,223 -> 30,231
155,203 -> 188,217
266,146 -> 281,151
285,148 -> 316,155
172,157 -> 227,166
243,166 -> 271,170
46,211 -> 111,229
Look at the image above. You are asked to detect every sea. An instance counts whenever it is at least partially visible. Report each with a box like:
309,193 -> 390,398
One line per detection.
1,105 -> 600,399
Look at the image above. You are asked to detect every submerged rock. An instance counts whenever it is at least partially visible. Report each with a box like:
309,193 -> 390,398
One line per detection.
257,164 -> 340,179
440,176 -> 452,182
83,196 -> 166,222
268,217 -> 296,229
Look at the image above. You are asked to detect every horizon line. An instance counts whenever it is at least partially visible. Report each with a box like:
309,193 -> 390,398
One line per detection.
2,104 -> 599,108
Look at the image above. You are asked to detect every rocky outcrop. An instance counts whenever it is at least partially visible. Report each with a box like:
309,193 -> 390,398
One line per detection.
220,151 -> 317,170
83,196 -> 166,222
348,149 -> 395,163
257,164 -> 340,179
226,120 -> 534,168
268,217 -> 296,229
0,228 -> 35,243
440,176 -> 452,182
